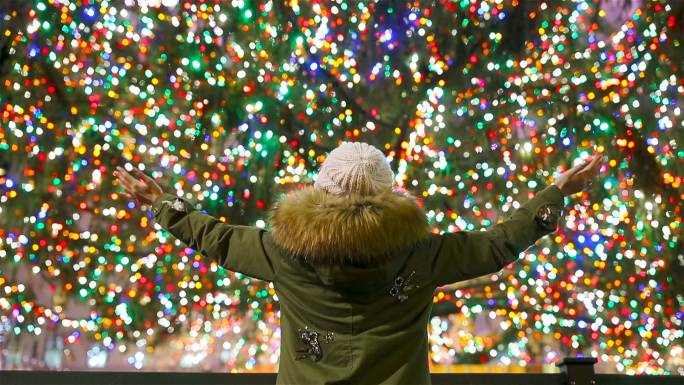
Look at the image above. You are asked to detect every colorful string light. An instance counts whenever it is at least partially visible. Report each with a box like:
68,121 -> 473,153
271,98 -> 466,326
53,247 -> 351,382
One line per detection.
0,0 -> 682,374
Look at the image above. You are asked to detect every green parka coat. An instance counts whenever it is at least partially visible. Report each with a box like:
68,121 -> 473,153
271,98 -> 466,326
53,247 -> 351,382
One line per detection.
150,184 -> 565,385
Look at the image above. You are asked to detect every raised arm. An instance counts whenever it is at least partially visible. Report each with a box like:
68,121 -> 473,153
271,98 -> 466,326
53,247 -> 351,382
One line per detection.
428,155 -> 603,286
114,167 -> 275,281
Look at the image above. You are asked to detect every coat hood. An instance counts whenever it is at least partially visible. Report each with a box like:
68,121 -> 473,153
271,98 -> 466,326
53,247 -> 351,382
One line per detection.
268,187 -> 431,266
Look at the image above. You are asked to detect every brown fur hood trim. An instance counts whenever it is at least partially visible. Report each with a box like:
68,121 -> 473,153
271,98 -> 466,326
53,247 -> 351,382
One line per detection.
268,188 -> 431,265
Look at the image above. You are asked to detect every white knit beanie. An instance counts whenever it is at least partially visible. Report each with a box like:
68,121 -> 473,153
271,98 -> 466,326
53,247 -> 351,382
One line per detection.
314,142 -> 394,196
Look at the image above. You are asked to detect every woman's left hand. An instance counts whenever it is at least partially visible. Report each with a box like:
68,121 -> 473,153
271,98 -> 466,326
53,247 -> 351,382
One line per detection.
113,166 -> 163,205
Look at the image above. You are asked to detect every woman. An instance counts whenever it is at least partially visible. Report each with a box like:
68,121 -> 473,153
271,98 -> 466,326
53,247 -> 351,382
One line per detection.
114,142 -> 603,384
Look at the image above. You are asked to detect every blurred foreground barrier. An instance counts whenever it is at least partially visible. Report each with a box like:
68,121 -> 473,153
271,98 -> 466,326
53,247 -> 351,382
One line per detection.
1,357 -> 681,385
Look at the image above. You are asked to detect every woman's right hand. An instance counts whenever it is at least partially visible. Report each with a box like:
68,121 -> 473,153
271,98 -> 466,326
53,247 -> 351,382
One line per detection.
552,155 -> 604,196
114,167 -> 164,205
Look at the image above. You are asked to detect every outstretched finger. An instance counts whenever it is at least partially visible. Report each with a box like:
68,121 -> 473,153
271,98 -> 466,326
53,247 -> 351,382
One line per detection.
590,154 -> 602,166
590,156 -> 604,177
118,175 -> 143,197
118,167 -> 145,189
114,170 -> 134,189
133,168 -> 155,184
577,156 -> 601,174
113,171 -> 128,188
583,155 -> 601,172
115,167 -> 136,185
118,180 -> 136,196
580,157 -> 604,182
568,158 -> 592,175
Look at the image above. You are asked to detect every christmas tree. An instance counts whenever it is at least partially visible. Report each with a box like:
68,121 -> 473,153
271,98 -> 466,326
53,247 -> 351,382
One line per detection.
0,0 -> 682,373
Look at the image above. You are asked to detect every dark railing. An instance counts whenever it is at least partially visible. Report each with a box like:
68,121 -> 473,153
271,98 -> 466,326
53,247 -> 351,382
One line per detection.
2,358 -> 682,385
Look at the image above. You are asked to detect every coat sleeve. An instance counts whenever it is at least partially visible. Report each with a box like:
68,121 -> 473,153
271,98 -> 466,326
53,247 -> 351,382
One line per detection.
428,184 -> 565,286
150,192 -> 276,281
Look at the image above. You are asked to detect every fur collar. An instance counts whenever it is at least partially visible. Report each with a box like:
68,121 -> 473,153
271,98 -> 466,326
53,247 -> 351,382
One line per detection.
268,188 -> 430,265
